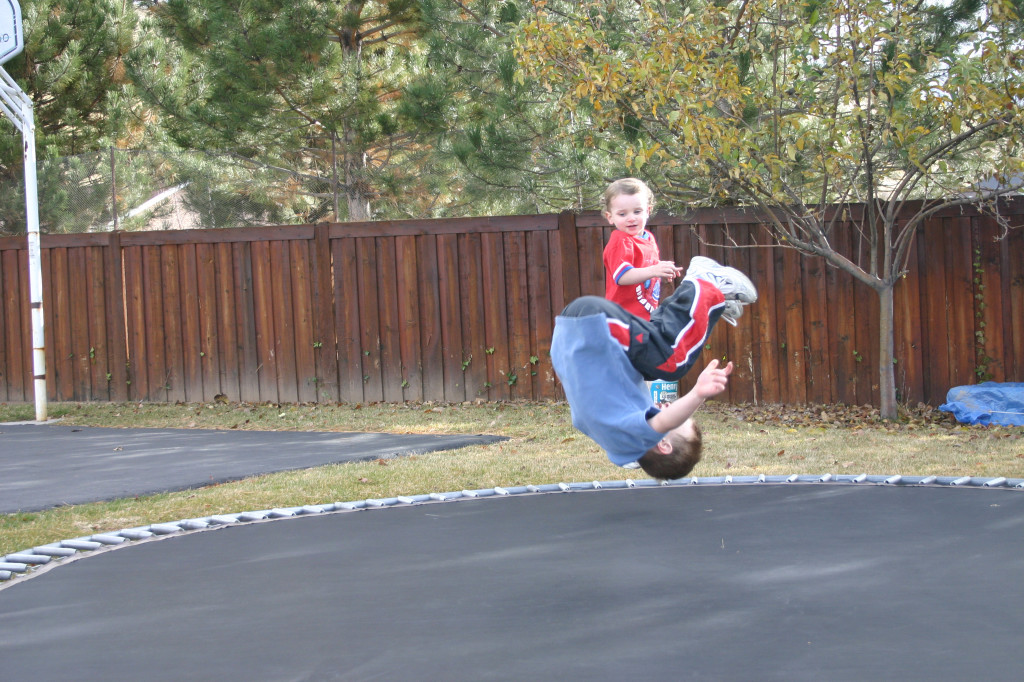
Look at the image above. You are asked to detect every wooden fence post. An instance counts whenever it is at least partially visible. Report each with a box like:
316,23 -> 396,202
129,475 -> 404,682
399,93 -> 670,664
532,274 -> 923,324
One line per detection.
313,222 -> 339,401
557,210 -> 580,306
103,230 -> 128,400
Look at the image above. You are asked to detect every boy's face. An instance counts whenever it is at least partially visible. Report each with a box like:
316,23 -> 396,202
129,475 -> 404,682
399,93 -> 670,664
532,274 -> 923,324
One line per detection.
604,192 -> 651,237
653,418 -> 699,455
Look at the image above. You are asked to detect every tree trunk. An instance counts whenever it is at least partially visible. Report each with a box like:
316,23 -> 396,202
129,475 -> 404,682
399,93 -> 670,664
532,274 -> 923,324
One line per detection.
344,150 -> 371,221
341,112 -> 370,221
877,284 -> 897,419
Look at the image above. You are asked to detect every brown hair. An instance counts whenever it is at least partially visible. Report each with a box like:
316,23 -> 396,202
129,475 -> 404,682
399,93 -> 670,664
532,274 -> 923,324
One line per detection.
636,420 -> 703,481
603,178 -> 655,213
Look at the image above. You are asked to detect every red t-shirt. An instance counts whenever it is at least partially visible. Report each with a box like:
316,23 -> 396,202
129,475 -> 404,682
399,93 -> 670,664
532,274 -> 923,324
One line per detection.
603,229 -> 662,318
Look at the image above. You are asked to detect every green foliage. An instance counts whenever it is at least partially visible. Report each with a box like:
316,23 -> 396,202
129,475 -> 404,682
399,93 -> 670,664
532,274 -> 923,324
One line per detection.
412,0 -> 625,214
518,0 -> 1024,212
0,1 -> 639,230
0,0 -> 160,234
1,147 -> 306,234
129,0 -> 429,221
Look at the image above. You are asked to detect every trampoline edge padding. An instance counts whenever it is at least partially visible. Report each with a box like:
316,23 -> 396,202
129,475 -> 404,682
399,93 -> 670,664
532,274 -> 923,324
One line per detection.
3,472 -> 1023,587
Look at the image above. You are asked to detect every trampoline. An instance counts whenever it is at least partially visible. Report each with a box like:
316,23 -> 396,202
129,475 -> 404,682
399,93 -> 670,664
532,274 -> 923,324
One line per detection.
2,475 -> 1023,681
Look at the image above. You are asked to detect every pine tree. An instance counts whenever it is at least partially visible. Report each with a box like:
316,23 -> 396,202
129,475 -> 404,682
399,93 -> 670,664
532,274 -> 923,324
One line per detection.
410,0 -> 626,215
0,0 -> 158,234
130,0 -> 426,221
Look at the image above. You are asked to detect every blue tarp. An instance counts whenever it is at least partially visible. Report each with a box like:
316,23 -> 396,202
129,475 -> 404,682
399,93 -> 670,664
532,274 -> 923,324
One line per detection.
938,382 -> 1024,426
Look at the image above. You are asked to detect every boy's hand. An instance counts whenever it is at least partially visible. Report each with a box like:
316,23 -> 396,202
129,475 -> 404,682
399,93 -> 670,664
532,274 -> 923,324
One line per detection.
655,260 -> 683,279
694,359 -> 733,399
648,360 -> 733,434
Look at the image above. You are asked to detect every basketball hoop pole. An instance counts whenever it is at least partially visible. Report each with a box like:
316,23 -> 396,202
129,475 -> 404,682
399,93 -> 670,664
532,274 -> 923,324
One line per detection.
0,65 -> 47,422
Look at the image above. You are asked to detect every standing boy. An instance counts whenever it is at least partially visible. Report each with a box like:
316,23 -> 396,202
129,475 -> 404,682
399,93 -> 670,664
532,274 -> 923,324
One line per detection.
602,178 -> 681,318
552,256 -> 757,480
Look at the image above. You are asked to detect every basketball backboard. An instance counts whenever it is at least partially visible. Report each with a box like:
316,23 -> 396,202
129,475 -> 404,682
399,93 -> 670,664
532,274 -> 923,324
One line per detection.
0,0 -> 23,66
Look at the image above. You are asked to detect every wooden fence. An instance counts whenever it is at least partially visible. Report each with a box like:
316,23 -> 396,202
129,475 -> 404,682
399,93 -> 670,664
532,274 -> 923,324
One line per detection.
1,200 -> 1022,407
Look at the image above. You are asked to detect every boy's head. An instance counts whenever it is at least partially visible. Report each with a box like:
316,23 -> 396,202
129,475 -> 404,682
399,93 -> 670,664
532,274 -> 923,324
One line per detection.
636,418 -> 703,481
603,178 -> 654,237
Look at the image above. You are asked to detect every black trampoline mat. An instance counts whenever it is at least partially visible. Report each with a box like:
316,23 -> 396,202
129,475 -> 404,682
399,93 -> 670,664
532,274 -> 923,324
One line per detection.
0,423 -> 505,513
2,483 -> 1023,681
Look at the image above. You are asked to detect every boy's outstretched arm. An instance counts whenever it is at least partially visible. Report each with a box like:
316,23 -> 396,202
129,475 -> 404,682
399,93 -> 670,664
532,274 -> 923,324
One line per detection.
647,359 -> 733,433
616,260 -> 682,285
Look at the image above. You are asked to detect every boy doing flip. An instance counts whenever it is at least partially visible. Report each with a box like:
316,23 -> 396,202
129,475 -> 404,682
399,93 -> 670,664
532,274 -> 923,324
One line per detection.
551,257 -> 757,480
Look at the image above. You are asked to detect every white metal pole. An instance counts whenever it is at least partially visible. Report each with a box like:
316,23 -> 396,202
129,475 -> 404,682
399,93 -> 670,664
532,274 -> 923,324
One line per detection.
0,2 -> 43,419
21,94 -> 46,421
1,61 -> 47,421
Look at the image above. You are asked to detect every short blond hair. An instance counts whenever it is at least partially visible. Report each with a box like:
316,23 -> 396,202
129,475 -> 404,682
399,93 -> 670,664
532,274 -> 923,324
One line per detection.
637,420 -> 703,481
603,178 -> 655,213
